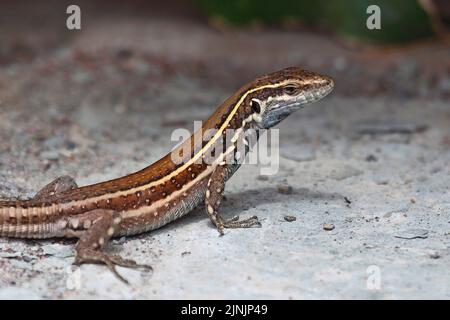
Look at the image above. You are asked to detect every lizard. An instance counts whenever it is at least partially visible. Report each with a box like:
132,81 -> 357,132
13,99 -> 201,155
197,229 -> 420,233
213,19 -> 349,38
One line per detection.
0,67 -> 334,283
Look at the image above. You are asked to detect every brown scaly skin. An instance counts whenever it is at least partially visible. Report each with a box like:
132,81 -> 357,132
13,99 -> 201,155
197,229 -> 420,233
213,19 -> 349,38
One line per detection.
0,67 -> 334,282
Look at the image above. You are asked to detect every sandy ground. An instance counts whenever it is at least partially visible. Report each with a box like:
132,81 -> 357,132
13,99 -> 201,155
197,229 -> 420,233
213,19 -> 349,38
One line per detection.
0,2 -> 449,299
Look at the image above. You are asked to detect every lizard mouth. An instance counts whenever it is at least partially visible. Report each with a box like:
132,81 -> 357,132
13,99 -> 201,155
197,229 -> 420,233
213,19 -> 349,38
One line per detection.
259,81 -> 334,128
310,81 -> 334,101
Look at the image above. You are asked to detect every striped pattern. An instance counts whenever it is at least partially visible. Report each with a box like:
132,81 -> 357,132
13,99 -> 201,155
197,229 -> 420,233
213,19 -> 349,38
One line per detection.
0,67 -> 333,239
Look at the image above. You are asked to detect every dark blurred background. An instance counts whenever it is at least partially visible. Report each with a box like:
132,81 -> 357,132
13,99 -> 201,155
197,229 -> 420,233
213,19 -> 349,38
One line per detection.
0,0 -> 449,99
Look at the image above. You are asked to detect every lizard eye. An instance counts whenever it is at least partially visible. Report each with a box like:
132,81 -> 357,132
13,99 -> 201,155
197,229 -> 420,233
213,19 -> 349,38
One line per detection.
284,85 -> 297,95
251,99 -> 261,114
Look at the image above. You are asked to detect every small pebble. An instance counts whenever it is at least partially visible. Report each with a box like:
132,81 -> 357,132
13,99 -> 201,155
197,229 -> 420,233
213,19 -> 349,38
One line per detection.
284,215 -> 297,222
323,223 -> 335,231
277,184 -> 293,194
428,251 -> 440,259
22,255 -> 34,263
113,237 -> 127,245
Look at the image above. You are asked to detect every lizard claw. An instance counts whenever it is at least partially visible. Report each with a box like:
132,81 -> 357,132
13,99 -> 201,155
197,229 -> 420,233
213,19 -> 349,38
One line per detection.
217,215 -> 262,235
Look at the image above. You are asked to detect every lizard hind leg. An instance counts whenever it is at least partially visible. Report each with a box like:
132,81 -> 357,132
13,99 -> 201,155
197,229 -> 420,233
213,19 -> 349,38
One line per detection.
72,209 -> 152,284
205,164 -> 262,235
34,175 -> 78,200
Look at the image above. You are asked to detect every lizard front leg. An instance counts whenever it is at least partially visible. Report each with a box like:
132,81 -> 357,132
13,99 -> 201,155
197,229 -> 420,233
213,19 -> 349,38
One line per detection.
34,176 -> 151,283
34,175 -> 78,200
205,163 -> 262,235
70,209 -> 152,284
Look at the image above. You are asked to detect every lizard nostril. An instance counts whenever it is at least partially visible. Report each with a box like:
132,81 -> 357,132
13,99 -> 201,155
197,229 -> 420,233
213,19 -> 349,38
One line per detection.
327,78 -> 334,88
323,76 -> 334,89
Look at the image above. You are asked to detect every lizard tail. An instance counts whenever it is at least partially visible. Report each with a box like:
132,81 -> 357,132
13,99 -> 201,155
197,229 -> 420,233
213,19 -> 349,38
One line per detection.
0,199 -> 61,238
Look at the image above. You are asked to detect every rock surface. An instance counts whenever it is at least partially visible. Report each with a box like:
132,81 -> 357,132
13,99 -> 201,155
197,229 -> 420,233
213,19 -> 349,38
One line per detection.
0,1 -> 449,299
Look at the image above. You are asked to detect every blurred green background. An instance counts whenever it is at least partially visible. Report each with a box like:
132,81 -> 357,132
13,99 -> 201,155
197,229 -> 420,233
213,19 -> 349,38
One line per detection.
197,0 -> 436,44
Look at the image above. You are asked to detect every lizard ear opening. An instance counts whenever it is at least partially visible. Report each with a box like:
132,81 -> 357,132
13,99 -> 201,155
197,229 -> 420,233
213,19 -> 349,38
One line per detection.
251,99 -> 261,114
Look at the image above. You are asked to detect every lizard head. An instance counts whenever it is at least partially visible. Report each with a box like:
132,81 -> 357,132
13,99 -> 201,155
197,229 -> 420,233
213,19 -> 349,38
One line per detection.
248,67 -> 334,129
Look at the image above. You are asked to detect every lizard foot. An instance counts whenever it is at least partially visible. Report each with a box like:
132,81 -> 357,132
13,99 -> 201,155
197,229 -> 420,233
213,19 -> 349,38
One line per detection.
218,215 -> 262,235
108,254 -> 153,271
73,209 -> 151,284
74,250 -> 152,284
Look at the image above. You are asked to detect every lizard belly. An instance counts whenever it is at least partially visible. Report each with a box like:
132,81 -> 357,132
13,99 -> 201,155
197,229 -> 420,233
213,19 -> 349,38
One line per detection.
117,169 -> 212,236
